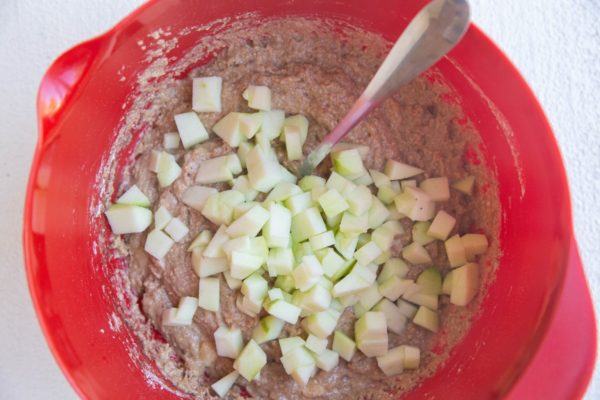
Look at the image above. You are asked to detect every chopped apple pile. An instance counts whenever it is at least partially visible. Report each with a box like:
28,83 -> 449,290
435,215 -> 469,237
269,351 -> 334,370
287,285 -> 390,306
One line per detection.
104,77 -> 491,398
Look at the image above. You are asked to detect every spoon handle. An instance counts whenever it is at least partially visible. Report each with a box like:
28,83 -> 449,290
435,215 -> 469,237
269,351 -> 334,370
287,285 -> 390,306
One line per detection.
299,0 -> 470,177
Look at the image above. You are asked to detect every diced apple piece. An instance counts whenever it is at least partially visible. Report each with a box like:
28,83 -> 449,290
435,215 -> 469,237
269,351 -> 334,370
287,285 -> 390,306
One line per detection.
445,234 -> 467,267
332,149 -> 366,179
260,109 -> 285,140
231,176 -> 258,201
355,312 -> 388,357
188,230 -> 212,251
376,346 -> 405,376
246,146 -> 282,192
372,220 -> 403,251
442,270 -> 454,295
379,276 -> 413,301
396,299 -> 419,319
239,294 -> 263,315
291,207 -> 327,243
211,370 -> 239,398
239,112 -> 263,139
202,191 -> 245,226
291,365 -> 316,386
226,205 -> 270,238
162,131 -> 180,149
420,177 -> 450,201
354,241 -> 383,266
162,307 -> 189,326
149,150 -> 162,173
196,154 -> 240,184
373,299 -> 408,335
279,165 -> 298,184
402,242 -> 432,264
331,142 -> 369,158
377,185 -> 398,205
241,272 -> 268,302
224,271 -> 242,290
461,233 -> 489,260
192,251 -> 228,278
332,331 -> 356,361
234,340 -> 267,381
279,337 -> 306,355
326,171 -> 355,194
401,345 -> 420,369
309,230 -> 335,251
302,310 -> 340,338
368,197 -> 390,229
318,189 -> 349,218
402,187 -> 436,221
387,203 -> 404,221
295,284 -> 332,313
452,175 -> 475,195
315,349 -> 339,371
163,217 -> 188,242
116,185 -> 150,207
305,334 -> 328,354
252,315 -> 285,344
157,152 -> 182,187
192,76 -> 222,113
265,182 -> 302,202
384,159 -> 424,180
413,306 -> 438,332
105,204 -> 152,235
427,210 -> 456,241
267,288 -> 284,301
283,114 -> 309,143
377,258 -> 409,283
292,255 -> 324,292
174,112 -> 209,149
416,267 -> 442,295
320,248 -> 347,279
181,186 -> 217,212
402,287 -> 438,310
346,185 -> 373,216
353,172 -> 373,186
266,248 -> 294,277
285,192 -> 313,216
274,275 -> 295,293
412,221 -> 435,246
339,212 -> 368,235
175,296 -> 198,322
144,229 -> 174,259
198,278 -> 220,312
230,251 -> 263,279
331,269 -> 370,298
280,345 -> 315,374
283,125 -> 303,161
202,225 -> 230,258
450,262 -> 479,306
214,326 -> 244,359
299,175 -> 326,192
265,299 -> 301,324
154,206 -> 172,230
369,169 -> 391,188
243,85 -> 271,111
359,285 -> 383,311
213,112 -> 243,147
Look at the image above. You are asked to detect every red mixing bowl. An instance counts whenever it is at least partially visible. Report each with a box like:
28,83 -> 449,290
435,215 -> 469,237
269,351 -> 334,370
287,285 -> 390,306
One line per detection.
23,0 -> 597,398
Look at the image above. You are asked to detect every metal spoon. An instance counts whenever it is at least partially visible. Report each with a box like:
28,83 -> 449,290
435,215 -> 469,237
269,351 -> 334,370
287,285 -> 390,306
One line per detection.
298,0 -> 470,176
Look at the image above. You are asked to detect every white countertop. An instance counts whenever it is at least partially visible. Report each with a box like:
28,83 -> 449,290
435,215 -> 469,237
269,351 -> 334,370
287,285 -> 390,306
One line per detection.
1,0 -> 598,398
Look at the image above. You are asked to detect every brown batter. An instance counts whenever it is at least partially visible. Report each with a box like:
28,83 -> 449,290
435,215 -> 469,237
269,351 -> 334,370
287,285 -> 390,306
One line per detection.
108,17 -> 499,399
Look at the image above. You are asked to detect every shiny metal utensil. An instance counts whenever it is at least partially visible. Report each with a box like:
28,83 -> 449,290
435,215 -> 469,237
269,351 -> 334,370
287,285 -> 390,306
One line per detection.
298,0 -> 470,176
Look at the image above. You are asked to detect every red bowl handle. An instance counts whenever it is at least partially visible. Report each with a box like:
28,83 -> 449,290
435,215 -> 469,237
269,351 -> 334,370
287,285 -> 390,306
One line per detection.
507,239 -> 597,399
36,34 -> 112,145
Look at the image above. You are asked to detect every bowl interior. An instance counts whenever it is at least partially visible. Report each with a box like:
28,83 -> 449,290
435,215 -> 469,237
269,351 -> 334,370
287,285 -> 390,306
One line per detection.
25,0 -> 572,398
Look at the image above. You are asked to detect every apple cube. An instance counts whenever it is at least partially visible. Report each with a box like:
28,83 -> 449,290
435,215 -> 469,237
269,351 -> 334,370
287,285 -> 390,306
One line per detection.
355,312 -> 388,357
332,331 -> 356,361
295,284 -> 331,313
175,296 -> 198,322
252,315 -> 285,344
359,285 -> 383,311
402,286 -> 438,310
265,299 -> 301,324
182,186 -> 218,212
226,205 -> 270,238
346,185 -> 373,216
149,150 -> 162,173
416,267 -> 442,295
116,185 -> 150,207
379,275 -> 413,301
369,169 -> 391,188
377,185 -> 398,205
420,177 -> 450,202
192,76 -> 222,113
243,85 -> 271,111
376,346 -> 405,376
396,299 -> 419,319
198,277 -> 220,312
339,212 -> 368,235
265,182 -> 302,202
157,152 -> 182,187
164,217 -> 188,242
196,154 -> 241,184
233,340 -> 267,381
192,252 -> 228,278
309,230 -> 335,251
354,241 -> 383,266
442,270 -> 454,295
326,171 -> 355,194
427,210 -> 456,241
315,349 -> 339,372
461,233 -> 489,260
331,269 -> 371,297
284,125 -> 304,161
213,112 -> 243,147
384,159 -> 424,180
452,175 -> 475,195
105,205 -> 152,235
162,308 -> 191,327
231,176 -> 258,202
211,370 -> 239,398
305,334 -> 328,354
412,221 -> 435,246
201,225 -> 229,258
377,258 -> 409,283
332,148 -> 366,179
445,234 -> 467,267
402,242 -> 432,264
403,187 -> 436,221
260,109 -> 285,140
299,175 -> 326,192
239,112 -> 263,139
318,189 -> 349,218
401,345 -> 420,369
266,248 -> 294,277
274,275 -> 295,293
450,262 -> 479,306
285,192 -> 314,216
144,229 -> 174,259
412,306 -> 438,332
230,251 -> 263,279
154,206 -> 172,230
174,112 -> 209,149
283,114 -> 309,143
292,255 -> 324,292
241,272 -> 268,302
214,326 -> 244,359
163,132 -> 180,149
188,230 -> 212,251
373,299 -> 407,335
320,248 -> 347,279
371,220 -> 402,251
279,337 -> 306,355
246,146 -> 282,192
302,310 -> 340,338
224,271 -> 242,290
368,197 -> 390,229
280,345 -> 315,374
291,207 -> 327,243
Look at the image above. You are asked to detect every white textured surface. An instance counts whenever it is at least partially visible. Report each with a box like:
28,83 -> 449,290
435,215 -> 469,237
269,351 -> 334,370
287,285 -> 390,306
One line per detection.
0,0 -> 597,399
